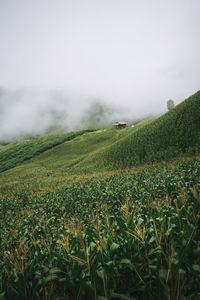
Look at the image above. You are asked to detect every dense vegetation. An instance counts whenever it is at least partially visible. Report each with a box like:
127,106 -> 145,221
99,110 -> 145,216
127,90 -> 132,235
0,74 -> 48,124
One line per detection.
0,130 -> 94,173
0,126 -> 141,191
88,91 -> 200,170
0,91 -> 200,299
0,158 -> 200,300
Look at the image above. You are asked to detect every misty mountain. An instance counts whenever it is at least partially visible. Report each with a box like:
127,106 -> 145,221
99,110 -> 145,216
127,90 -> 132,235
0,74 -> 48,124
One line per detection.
0,88 -> 139,142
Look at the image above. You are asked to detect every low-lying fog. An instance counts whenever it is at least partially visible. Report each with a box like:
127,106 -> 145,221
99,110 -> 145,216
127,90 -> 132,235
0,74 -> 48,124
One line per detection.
0,0 -> 199,142
0,87 -> 154,142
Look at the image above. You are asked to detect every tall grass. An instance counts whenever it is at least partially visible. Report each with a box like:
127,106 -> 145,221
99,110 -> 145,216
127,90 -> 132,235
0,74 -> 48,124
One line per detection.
94,91 -> 200,169
0,129 -> 95,173
0,158 -> 200,299
0,91 -> 200,299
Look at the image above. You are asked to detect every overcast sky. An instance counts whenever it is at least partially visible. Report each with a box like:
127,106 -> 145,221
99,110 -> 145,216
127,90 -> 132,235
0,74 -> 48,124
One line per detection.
0,0 -> 200,139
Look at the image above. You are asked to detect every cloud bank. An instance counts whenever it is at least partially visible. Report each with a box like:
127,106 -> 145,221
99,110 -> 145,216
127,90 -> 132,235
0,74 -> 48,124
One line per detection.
0,88 -> 137,142
0,0 -> 199,141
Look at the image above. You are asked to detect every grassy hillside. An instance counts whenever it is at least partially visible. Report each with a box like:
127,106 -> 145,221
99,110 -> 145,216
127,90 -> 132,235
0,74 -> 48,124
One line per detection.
0,129 -> 95,173
0,91 -> 199,187
0,91 -> 200,299
83,91 -> 200,170
0,126 -> 140,193
0,158 -> 200,299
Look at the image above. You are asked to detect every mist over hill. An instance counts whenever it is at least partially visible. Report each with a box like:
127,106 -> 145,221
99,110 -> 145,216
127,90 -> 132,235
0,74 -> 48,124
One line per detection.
0,87 -> 156,142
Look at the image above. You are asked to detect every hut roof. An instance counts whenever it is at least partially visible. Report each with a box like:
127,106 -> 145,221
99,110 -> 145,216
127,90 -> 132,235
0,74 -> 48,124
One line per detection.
118,121 -> 126,125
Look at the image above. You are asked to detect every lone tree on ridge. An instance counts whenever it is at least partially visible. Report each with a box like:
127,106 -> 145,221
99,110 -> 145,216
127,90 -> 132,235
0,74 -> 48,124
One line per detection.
167,99 -> 175,111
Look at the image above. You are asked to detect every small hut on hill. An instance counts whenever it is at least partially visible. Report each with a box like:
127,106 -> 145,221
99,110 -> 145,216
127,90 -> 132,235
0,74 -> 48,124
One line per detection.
114,121 -> 127,129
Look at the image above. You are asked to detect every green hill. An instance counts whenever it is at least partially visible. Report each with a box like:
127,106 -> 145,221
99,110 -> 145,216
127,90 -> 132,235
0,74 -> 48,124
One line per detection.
85,90 -> 200,170
0,129 -> 95,173
0,126 -> 140,192
0,91 -> 199,184
0,91 -> 200,299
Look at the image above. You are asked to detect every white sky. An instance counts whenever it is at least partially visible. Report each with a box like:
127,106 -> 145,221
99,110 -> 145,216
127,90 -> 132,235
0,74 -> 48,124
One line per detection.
0,0 -> 200,129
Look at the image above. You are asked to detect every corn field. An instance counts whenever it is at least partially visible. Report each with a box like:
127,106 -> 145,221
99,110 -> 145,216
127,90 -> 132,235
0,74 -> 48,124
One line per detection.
0,158 -> 200,299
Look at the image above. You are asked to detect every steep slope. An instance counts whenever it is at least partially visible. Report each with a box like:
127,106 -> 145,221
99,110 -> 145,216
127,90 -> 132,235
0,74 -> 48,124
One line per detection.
0,126 -> 138,190
0,130 -> 94,173
75,91 -> 200,170
0,91 -> 199,181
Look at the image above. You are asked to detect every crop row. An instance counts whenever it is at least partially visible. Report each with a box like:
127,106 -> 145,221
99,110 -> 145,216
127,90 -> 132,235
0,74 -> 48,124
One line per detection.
0,158 -> 200,299
96,91 -> 200,169
0,129 -> 95,173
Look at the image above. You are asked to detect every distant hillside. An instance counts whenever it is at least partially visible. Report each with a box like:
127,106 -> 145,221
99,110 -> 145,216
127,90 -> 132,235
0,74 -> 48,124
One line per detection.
0,130 -> 94,173
91,91 -> 200,169
0,91 -> 199,178
0,125 -> 142,189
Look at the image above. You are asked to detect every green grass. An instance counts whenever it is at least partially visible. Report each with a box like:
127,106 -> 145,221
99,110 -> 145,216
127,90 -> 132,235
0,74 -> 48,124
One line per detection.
0,91 -> 199,177
0,125 -> 142,192
0,158 -> 200,299
0,91 -> 200,299
0,144 -> 14,152
86,90 -> 200,170
0,129 -> 95,173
